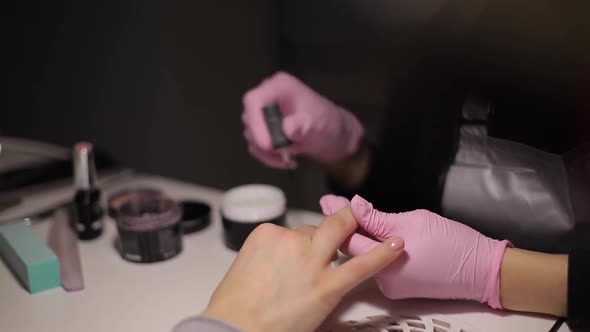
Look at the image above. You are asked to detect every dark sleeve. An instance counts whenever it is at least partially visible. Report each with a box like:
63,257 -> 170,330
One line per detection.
328,66 -> 463,214
567,248 -> 590,330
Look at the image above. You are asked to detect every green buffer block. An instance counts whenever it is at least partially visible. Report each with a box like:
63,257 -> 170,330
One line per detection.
0,221 -> 61,294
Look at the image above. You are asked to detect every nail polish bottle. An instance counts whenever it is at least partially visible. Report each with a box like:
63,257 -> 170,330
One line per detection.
72,142 -> 104,240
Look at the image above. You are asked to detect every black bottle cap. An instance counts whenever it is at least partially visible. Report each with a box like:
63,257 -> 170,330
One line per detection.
263,104 -> 291,149
179,201 -> 211,234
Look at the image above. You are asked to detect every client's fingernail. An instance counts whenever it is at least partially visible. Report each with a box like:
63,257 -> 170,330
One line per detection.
386,237 -> 404,250
351,195 -> 372,221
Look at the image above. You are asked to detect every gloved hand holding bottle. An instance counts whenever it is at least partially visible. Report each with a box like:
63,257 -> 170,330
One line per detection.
241,72 -> 365,170
319,194 -> 512,309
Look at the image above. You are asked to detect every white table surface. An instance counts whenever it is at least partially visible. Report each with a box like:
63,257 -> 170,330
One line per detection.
0,174 -> 570,332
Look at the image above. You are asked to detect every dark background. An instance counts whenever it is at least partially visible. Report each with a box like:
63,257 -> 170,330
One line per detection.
3,1 -> 589,210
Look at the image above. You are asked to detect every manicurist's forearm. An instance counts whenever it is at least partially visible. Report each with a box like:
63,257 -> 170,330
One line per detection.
500,247 -> 568,317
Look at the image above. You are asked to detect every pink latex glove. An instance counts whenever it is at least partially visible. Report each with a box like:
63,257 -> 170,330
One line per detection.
319,194 -> 512,309
242,71 -> 365,168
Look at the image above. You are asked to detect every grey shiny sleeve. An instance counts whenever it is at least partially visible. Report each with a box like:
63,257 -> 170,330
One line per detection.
173,316 -> 243,332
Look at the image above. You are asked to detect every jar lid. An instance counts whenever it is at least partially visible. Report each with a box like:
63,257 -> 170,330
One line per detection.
221,184 -> 286,223
179,201 -> 211,234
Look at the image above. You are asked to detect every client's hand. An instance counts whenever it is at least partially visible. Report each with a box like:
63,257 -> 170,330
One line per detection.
319,195 -> 511,309
202,207 -> 405,332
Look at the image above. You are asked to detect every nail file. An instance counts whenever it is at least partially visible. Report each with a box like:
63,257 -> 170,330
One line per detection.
47,205 -> 84,291
0,221 -> 61,294
262,103 -> 294,178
